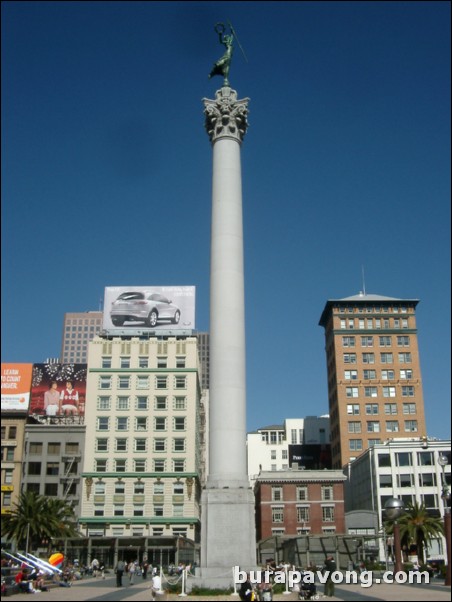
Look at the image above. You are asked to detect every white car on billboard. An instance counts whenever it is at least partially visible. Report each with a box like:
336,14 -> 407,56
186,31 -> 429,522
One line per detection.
110,291 -> 181,327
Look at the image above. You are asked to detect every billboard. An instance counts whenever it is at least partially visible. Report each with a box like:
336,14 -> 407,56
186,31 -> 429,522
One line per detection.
30,363 -> 87,420
103,286 -> 195,331
288,444 -> 332,470
1,363 -> 33,412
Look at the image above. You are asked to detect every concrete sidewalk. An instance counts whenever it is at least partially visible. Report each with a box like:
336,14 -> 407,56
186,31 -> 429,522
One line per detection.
6,574 -> 451,601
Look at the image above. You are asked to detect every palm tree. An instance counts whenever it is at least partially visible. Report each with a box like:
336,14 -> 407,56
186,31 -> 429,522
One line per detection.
386,501 -> 444,564
1,491 -> 79,553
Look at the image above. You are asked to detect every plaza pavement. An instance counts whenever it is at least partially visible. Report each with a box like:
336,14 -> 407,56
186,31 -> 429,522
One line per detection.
7,573 -> 451,602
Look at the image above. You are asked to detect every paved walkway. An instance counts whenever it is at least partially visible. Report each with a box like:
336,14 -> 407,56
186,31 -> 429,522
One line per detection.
7,574 -> 451,602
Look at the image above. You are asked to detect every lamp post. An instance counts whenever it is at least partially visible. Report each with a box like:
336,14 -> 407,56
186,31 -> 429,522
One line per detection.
438,454 -> 451,587
384,498 -> 405,574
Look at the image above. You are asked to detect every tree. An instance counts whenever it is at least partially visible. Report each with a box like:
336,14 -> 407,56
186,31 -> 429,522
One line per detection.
1,491 -> 79,553
386,501 -> 444,564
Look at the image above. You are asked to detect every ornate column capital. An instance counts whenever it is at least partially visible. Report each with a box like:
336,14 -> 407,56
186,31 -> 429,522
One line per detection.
203,87 -> 249,144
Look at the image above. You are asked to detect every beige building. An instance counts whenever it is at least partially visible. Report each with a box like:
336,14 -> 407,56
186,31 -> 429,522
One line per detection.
1,416 -> 27,516
60,311 -> 103,363
319,293 -> 427,468
79,335 -> 204,563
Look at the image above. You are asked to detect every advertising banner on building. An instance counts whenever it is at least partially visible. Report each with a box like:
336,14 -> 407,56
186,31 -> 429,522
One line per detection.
288,444 -> 332,470
103,286 -> 195,331
1,363 -> 33,412
30,363 -> 87,421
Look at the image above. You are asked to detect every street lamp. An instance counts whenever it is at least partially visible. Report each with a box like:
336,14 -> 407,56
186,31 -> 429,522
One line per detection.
384,498 -> 405,574
438,454 -> 451,587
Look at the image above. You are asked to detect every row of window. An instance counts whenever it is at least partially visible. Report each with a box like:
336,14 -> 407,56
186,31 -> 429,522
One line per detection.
377,451 -> 451,468
97,395 -> 186,411
345,386 -> 416,398
337,305 -> 409,314
347,420 -> 418,433
101,356 -> 186,369
341,336 -> 411,348
93,458 -> 186,472
379,474 -> 439,488
96,416 -> 187,431
346,402 -> 416,415
27,461 -> 78,476
272,486 -> 333,502
339,318 -> 409,330
96,437 -> 186,453
272,506 -> 335,523
343,352 -> 412,364
98,375 -> 187,390
343,369 -> 413,380
93,503 -> 185,518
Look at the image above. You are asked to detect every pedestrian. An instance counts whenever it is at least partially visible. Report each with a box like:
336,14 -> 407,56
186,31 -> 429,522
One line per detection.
323,555 -> 336,597
91,558 -> 99,577
115,559 -> 125,587
128,560 -> 136,584
150,569 -> 162,601
239,572 -> 254,601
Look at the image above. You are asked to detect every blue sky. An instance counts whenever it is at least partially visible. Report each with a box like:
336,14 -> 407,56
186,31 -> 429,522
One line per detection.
2,1 -> 450,439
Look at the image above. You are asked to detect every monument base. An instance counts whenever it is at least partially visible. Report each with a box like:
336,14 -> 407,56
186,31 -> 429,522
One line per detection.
194,486 -> 257,589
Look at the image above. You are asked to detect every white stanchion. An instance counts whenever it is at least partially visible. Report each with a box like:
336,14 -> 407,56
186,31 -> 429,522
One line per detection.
283,563 -> 291,595
231,566 -> 239,596
178,567 -> 188,597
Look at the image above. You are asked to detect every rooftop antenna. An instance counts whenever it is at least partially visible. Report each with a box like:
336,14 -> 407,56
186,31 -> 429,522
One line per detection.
361,265 -> 366,296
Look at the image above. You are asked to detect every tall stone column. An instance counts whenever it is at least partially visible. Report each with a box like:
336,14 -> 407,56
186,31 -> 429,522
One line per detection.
199,86 -> 256,585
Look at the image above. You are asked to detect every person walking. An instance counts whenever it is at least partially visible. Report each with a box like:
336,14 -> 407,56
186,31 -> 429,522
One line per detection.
150,569 -> 162,601
115,559 -> 125,587
323,555 -> 337,597
128,560 -> 136,584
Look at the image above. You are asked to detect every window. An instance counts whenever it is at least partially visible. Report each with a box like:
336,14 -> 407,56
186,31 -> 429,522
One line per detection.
297,487 -> 308,501
297,507 -> 310,522
135,438 -> 147,452
380,353 -> 393,364
343,353 -> 356,364
174,417 -> 186,431
116,417 -> 129,431
364,386 -> 378,398
156,376 -> 167,389
398,352 -> 412,363
155,417 -> 167,431
367,421 -> 380,432
386,421 -> 399,432
139,356 -> 149,368
174,482 -> 184,495
154,482 -> 164,495
419,473 -> 436,487
173,396 -> 186,410
344,370 -> 358,380
134,505 -> 144,517
101,357 -> 112,368
365,404 -> 379,415
348,422 -> 361,433
396,452 -> 412,467
418,452 -> 433,466
120,357 -> 130,368
134,481 -> 145,494
174,376 -> 186,389
349,440 -> 363,451
402,386 -> 415,397
115,459 -> 127,472
45,483 -> 58,496
118,376 -> 130,389
135,417 -> 148,431
362,353 -> 375,364
96,438 -> 109,452
94,505 -> 104,517
5,448 -> 14,461
361,336 -> 373,347
173,460 -> 185,472
157,357 -> 167,368
398,474 -> 413,488
378,454 -> 391,467
400,370 -> 413,380
95,459 -> 107,472
347,404 -> 360,415
404,420 -> 418,432
176,356 -> 186,368
402,403 -> 416,415
154,438 -> 166,452
272,506 -> 284,523
379,336 -> 392,347
97,396 -> 111,410
134,459 -> 146,472
380,475 -> 392,488
342,336 -> 355,347
114,505 -> 124,516
28,462 -> 41,475
97,417 -> 110,430
137,376 -> 149,390
272,487 -> 283,501
94,481 -> 105,495
322,486 -> 333,500
115,481 -> 125,494
173,438 -> 185,452
154,459 -> 166,472
397,336 -> 410,347
117,396 -> 129,410
382,370 -> 395,380
154,505 -> 164,517
346,387 -> 359,398
99,376 -> 111,389
4,469 -> 13,484
383,387 -> 396,398
115,438 -> 127,452
47,442 -> 60,454
29,442 -> 43,454
384,403 -> 397,415
363,370 -> 376,379
322,506 -> 335,522
136,396 -> 148,410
